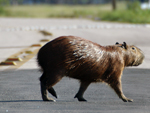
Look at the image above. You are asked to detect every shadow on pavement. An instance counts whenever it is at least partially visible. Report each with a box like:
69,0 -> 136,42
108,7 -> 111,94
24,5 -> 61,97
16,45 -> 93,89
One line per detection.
0,100 -> 42,103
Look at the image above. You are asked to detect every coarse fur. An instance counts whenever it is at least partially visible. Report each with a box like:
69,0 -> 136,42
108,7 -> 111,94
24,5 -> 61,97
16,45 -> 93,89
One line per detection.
37,36 -> 144,102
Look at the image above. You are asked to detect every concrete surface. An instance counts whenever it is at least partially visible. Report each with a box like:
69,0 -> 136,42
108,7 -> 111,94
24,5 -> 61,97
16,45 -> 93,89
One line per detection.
0,18 -> 150,113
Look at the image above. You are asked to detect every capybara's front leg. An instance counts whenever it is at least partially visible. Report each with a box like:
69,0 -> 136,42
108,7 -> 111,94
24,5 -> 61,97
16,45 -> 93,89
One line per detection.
110,78 -> 133,102
74,82 -> 90,101
40,82 -> 56,102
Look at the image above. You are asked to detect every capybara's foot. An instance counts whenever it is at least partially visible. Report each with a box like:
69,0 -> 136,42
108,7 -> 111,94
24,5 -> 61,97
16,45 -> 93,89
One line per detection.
40,83 -> 56,102
77,98 -> 87,102
120,94 -> 133,102
122,97 -> 133,102
42,96 -> 56,102
41,90 -> 56,102
74,94 -> 87,102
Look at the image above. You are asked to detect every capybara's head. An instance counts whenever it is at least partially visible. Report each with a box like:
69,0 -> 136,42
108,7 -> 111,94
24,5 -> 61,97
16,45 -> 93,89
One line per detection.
116,42 -> 144,66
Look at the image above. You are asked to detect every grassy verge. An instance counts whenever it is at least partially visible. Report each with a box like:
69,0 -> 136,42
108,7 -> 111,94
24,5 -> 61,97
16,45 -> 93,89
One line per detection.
0,4 -> 113,18
0,3 -> 150,24
0,6 -> 10,16
100,2 -> 150,24
100,9 -> 150,24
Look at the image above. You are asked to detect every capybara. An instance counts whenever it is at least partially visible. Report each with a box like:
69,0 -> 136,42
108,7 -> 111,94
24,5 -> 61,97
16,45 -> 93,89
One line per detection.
37,36 -> 144,102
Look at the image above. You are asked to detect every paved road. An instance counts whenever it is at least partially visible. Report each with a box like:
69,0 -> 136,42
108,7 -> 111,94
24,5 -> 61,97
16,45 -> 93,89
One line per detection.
0,18 -> 150,113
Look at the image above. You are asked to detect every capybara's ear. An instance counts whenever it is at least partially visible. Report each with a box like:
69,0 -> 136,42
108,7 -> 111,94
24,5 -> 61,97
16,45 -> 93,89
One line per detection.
122,42 -> 127,49
115,42 -> 119,45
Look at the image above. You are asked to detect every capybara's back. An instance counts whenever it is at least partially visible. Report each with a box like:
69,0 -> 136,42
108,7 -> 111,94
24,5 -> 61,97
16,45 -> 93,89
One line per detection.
37,36 -> 144,102
38,36 -> 107,81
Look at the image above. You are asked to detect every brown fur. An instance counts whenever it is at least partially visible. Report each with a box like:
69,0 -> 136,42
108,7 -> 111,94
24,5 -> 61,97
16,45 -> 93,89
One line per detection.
37,36 -> 144,102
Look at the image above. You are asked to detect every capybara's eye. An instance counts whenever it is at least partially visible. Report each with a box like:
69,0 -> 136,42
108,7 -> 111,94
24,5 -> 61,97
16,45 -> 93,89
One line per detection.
132,47 -> 136,50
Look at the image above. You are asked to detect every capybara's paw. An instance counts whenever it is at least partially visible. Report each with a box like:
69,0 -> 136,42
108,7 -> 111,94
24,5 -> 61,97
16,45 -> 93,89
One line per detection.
127,98 -> 133,102
122,98 -> 133,102
78,98 -> 87,102
74,95 -> 87,102
42,97 -> 56,102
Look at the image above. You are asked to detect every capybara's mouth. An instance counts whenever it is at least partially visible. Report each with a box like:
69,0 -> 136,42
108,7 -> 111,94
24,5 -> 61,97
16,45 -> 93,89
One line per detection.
134,57 -> 144,66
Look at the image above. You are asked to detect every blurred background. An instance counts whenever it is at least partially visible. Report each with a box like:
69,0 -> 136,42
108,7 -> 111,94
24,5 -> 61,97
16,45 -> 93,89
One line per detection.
0,0 -> 150,23
0,1 -> 150,112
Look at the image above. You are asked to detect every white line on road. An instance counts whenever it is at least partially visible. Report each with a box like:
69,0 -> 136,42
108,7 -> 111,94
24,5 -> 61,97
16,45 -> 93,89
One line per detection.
0,24 -> 150,32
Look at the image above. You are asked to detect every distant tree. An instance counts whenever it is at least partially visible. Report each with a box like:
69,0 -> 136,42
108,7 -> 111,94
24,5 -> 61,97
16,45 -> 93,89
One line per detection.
33,0 -> 36,3
112,0 -> 116,10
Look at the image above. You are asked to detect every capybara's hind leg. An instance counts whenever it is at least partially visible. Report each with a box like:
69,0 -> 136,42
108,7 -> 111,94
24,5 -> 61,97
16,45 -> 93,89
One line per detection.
74,82 -> 90,101
40,71 -> 63,101
48,87 -> 57,98
40,73 -> 53,101
110,78 -> 133,102
40,82 -> 55,102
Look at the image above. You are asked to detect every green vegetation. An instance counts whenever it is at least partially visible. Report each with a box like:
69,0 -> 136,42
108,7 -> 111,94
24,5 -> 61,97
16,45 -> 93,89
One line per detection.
101,9 -> 150,24
0,2 -> 150,24
0,4 -> 113,18
101,2 -> 150,23
0,0 -> 10,16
